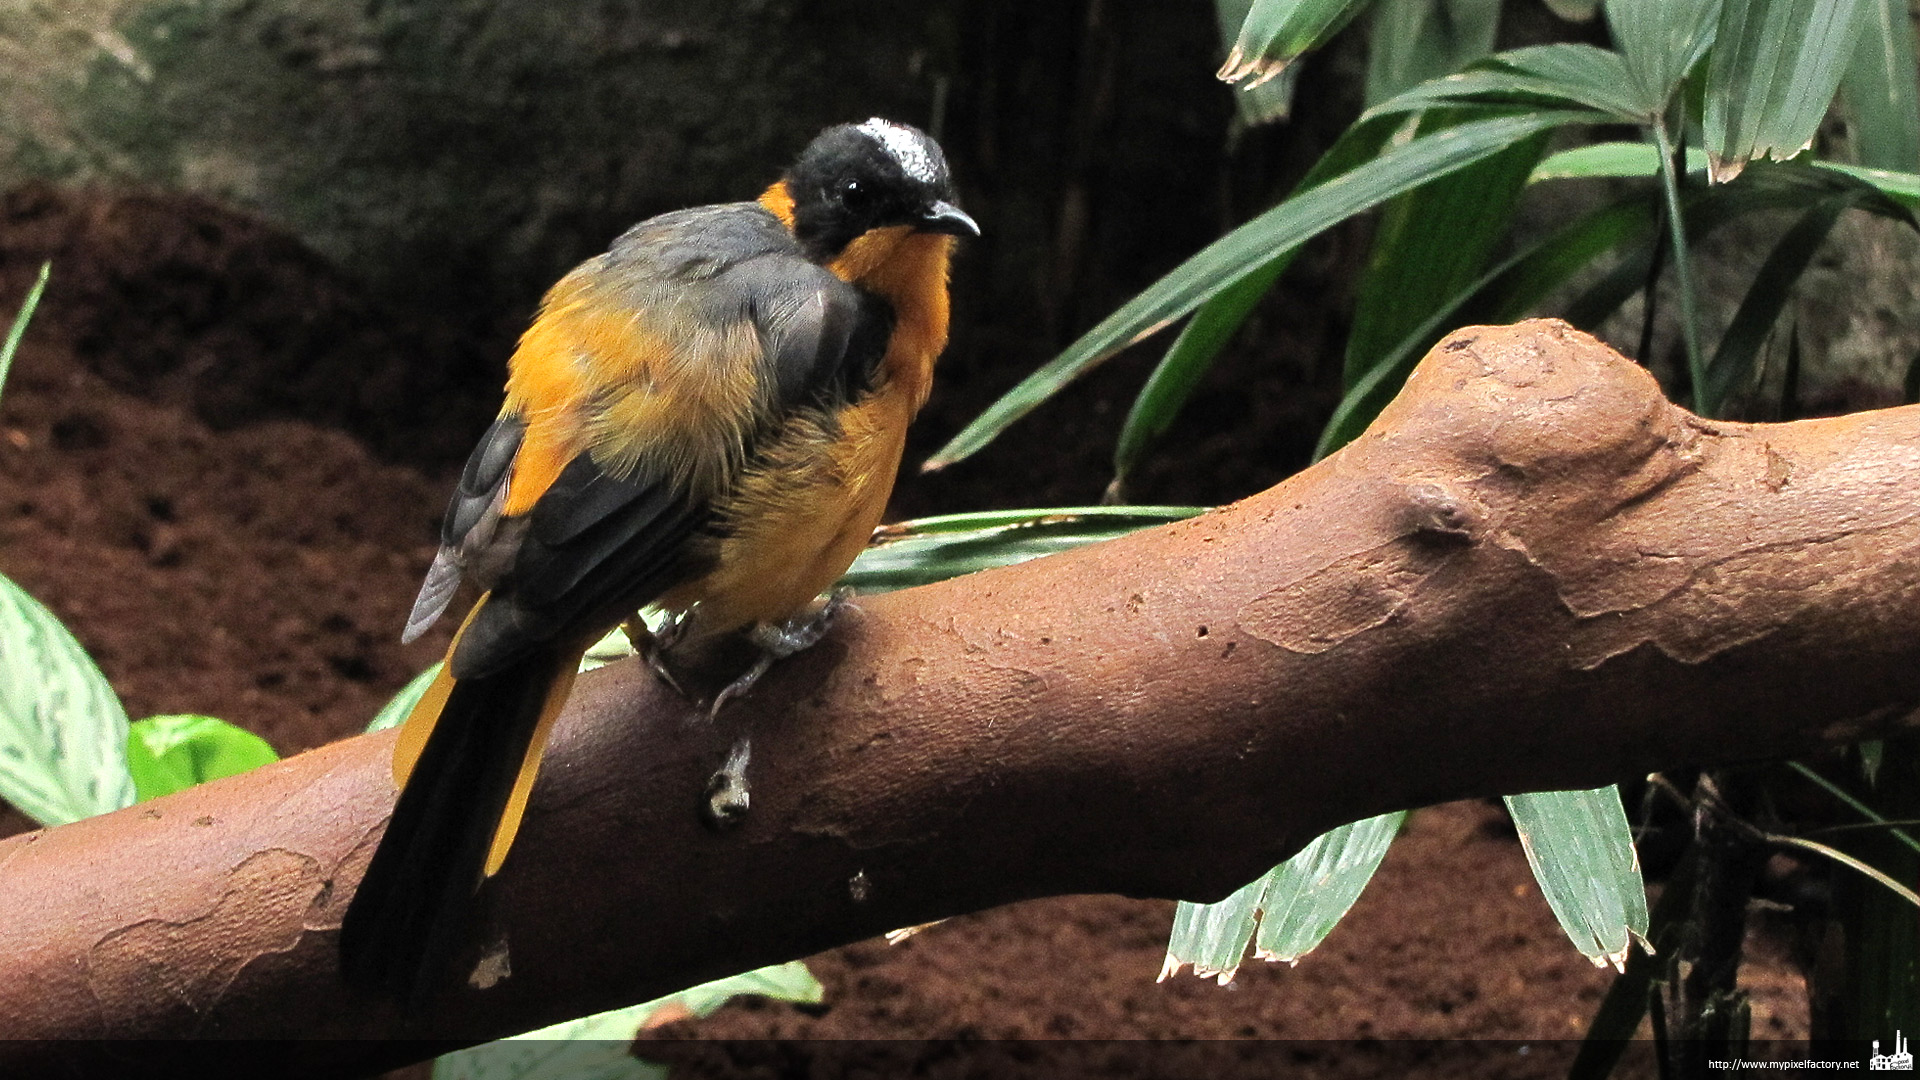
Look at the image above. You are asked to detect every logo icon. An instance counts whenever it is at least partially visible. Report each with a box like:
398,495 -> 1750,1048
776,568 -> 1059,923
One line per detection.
1871,1030 -> 1914,1072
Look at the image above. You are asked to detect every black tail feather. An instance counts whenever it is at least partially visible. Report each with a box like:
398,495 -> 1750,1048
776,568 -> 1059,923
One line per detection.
340,650 -> 562,1006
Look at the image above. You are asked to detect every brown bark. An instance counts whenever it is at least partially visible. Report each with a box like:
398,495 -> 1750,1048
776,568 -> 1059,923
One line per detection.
4,320 -> 1918,1075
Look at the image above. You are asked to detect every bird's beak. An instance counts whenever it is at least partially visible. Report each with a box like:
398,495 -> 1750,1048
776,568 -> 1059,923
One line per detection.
918,201 -> 981,238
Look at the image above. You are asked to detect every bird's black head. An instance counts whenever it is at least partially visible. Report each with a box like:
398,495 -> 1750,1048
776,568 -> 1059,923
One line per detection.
783,119 -> 979,262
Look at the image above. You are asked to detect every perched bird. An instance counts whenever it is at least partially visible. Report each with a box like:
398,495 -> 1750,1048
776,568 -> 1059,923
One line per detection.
340,119 -> 977,1001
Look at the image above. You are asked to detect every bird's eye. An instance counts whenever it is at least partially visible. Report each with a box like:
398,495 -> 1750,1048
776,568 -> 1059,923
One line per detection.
837,177 -> 875,212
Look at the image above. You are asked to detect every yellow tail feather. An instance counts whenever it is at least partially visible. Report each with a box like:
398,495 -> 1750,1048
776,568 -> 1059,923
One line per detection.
483,659 -> 578,877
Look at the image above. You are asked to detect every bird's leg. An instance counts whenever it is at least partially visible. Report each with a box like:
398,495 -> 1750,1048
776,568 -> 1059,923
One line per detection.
702,588 -> 854,826
625,607 -> 693,701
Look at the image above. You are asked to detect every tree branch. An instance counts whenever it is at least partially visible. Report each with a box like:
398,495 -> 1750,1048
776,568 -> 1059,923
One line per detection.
4,320 -> 1918,1076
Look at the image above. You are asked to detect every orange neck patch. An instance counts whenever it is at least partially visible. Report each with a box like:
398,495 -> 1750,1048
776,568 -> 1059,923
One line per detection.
759,181 -> 797,229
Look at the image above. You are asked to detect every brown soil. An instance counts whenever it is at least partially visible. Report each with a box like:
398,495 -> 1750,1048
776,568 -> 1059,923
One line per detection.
0,188 -> 1809,1074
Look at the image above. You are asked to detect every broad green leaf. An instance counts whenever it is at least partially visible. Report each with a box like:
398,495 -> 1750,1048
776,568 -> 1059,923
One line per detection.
433,962 -> 822,1080
0,262 -> 49,405
1705,0 -> 1870,182
1364,44 -> 1652,121
1315,192 -> 1661,458
1163,812 -> 1406,983
1363,0 -> 1501,106
1251,811 -> 1407,962
1111,261 -> 1288,496
1504,786 -> 1648,969
1605,0 -> 1720,113
1159,810 -> 1405,980
841,507 -> 1203,594
1161,876 -> 1265,984
1216,0 -> 1305,125
366,662 -> 442,734
1343,120 -> 1547,387
1838,0 -> 1920,171
127,714 -> 279,801
0,572 -> 135,825
926,108 -> 1598,470
1569,847 -> 1699,1080
1221,0 -> 1372,87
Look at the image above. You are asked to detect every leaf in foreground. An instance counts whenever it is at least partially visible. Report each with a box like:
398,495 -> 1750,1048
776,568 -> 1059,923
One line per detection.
127,714 -> 280,801
366,661 -> 444,734
1162,811 -> 1406,984
1504,785 -> 1649,970
0,572 -> 136,825
432,962 -> 824,1080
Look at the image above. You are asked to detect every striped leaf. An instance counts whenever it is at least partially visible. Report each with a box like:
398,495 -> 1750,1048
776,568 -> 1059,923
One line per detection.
1505,786 -> 1649,969
0,572 -> 136,825
842,506 -> 1204,594
1838,0 -> 1920,172
1704,0 -> 1871,182
1163,812 -> 1406,983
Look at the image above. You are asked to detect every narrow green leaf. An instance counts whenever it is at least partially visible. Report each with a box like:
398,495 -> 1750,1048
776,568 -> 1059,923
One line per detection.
1787,760 -> 1920,857
0,262 -> 50,406
926,108 -> 1598,470
1163,812 -> 1406,983
1216,0 -> 1305,125
1536,141 -> 1920,207
1111,262 -> 1288,494
1314,192 -> 1661,458
366,662 -> 442,734
1653,121 -> 1711,414
1344,122 -> 1548,387
433,962 -> 822,1080
1531,140 -> 1709,181
1222,0 -> 1371,87
1838,0 -> 1920,171
1364,44 -> 1652,121
1703,195 -> 1854,411
1821,161 -> 1920,205
1106,112 -> 1406,489
1704,0 -> 1870,182
1605,0 -> 1721,113
1504,786 -> 1649,969
0,572 -> 136,825
1251,811 -> 1407,961
1363,0 -> 1501,105
841,507 -> 1204,594
127,714 -> 279,801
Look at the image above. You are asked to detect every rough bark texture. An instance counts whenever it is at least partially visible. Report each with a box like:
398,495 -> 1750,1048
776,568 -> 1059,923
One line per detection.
3,320 -> 1917,1076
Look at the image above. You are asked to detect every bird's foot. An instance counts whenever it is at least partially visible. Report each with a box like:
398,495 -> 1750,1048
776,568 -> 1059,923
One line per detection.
705,587 -> 854,720
698,589 -> 855,826
626,609 -> 693,702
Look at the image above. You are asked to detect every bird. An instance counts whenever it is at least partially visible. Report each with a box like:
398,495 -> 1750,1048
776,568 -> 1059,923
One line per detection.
339,118 -> 977,1002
